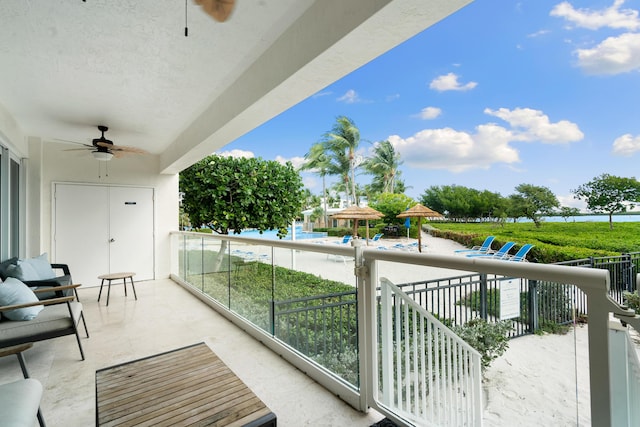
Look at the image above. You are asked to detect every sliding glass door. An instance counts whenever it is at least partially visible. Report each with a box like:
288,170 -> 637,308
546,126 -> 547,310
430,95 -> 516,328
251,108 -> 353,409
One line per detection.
0,143 -> 22,260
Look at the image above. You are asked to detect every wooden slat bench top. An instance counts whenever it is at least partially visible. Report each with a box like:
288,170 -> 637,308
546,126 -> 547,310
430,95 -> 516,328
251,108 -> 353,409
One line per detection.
96,342 -> 276,426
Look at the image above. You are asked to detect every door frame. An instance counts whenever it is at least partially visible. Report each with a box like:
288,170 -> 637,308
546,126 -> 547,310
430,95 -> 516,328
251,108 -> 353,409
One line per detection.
51,181 -> 156,283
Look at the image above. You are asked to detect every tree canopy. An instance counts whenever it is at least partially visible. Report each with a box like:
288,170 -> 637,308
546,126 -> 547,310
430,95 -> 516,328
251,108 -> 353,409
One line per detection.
321,116 -> 362,205
572,173 -> 640,229
179,155 -> 304,237
420,185 -> 506,222
370,193 -> 416,225
362,140 -> 403,194
558,206 -> 580,222
511,184 -> 559,227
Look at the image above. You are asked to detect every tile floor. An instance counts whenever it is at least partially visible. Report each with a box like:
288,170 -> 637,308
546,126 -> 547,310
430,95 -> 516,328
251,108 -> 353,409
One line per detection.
0,278 -> 384,426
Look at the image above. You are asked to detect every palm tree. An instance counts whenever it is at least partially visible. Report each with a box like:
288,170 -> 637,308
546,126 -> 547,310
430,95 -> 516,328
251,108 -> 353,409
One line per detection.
300,142 -> 331,226
363,140 -> 403,194
322,116 -> 361,206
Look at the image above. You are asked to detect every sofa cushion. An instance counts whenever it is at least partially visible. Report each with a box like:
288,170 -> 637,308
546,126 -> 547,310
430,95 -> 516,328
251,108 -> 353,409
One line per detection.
25,253 -> 57,280
6,262 -> 40,281
0,257 -> 18,281
5,253 -> 57,282
0,277 -> 44,321
0,302 -> 82,343
0,379 -> 43,427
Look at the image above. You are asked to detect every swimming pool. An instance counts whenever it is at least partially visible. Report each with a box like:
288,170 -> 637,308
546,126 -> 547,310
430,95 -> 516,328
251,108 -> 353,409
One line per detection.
238,226 -> 327,240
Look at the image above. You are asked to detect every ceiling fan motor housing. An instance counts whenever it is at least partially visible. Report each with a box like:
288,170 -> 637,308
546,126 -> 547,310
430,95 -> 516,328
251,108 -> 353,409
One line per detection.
93,125 -> 113,150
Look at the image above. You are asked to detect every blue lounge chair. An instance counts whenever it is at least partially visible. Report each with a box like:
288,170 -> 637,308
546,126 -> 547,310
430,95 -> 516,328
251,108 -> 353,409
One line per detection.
454,236 -> 495,255
391,243 -> 409,251
506,244 -> 535,262
333,235 -> 352,245
371,233 -> 383,242
466,241 -> 516,259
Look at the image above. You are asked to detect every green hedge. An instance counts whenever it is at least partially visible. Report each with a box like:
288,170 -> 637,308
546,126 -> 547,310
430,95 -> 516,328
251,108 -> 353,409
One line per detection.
429,222 -> 637,263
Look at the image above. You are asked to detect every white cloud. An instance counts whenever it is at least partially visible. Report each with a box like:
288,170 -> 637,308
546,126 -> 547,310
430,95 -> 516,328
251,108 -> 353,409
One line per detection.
557,194 -> 587,211
337,89 -> 361,103
302,175 -> 318,191
528,29 -> 551,38
576,32 -> 640,74
387,107 -> 583,173
388,124 -> 519,172
550,0 -> 640,31
418,107 -> 442,120
429,73 -> 477,92
275,155 -> 306,169
484,107 -> 584,143
217,149 -> 254,158
612,133 -> 640,155
386,93 -> 400,102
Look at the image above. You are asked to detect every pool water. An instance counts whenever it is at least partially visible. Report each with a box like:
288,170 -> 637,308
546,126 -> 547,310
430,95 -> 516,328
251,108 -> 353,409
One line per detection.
238,226 -> 326,240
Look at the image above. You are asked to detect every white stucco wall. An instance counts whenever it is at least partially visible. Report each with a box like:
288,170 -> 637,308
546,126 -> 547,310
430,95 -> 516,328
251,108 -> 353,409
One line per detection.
25,139 -> 178,282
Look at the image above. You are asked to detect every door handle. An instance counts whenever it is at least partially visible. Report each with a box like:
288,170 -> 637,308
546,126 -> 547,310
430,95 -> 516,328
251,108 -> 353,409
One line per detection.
110,238 -> 115,243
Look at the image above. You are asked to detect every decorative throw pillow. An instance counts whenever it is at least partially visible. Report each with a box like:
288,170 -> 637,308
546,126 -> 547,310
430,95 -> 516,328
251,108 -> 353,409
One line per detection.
22,253 -> 56,280
0,277 -> 43,321
0,257 -> 18,281
5,262 -> 40,281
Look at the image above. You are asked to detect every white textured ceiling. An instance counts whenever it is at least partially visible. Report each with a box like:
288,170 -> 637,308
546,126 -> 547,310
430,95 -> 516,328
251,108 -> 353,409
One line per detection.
0,0 -> 472,173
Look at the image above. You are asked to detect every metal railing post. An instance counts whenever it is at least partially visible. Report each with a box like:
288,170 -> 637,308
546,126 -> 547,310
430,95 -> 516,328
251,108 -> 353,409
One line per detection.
586,291 -> 614,427
479,273 -> 488,320
528,279 -> 538,333
269,299 -> 275,336
354,238 -> 372,412
624,253 -> 633,292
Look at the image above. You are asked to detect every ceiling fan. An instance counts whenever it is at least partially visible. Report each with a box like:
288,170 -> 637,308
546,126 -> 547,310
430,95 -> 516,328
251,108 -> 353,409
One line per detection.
64,126 -> 148,161
195,0 -> 236,22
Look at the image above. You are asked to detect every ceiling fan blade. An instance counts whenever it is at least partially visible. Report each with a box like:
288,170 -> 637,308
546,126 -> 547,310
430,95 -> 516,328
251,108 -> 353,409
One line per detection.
95,142 -> 149,155
54,138 -> 93,148
196,0 -> 236,22
64,147 -> 94,152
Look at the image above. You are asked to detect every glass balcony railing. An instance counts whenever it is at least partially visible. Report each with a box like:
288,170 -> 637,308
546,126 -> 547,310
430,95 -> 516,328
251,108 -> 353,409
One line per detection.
171,230 -> 639,427
173,232 -> 359,387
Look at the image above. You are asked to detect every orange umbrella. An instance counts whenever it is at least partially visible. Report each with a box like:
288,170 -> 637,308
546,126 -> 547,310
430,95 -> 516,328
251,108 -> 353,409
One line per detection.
396,203 -> 443,252
332,205 -> 384,244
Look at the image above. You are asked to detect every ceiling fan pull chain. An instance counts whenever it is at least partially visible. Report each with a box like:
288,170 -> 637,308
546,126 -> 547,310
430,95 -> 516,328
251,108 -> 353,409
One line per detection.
185,0 -> 189,37
97,159 -> 109,179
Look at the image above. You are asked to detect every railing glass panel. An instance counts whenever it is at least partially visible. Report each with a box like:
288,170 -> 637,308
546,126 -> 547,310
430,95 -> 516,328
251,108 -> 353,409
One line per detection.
173,232 -> 360,388
370,255 -> 588,425
272,245 -> 358,386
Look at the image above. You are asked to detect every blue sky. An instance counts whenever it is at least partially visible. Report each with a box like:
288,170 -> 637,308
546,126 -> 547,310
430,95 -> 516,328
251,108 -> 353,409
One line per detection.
218,0 -> 640,211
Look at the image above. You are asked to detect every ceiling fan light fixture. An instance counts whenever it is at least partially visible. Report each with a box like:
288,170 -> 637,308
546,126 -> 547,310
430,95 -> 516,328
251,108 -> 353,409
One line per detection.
92,150 -> 114,161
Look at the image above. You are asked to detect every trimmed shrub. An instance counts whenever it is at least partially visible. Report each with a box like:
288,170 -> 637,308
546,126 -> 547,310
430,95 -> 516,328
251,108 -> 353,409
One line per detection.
454,318 -> 512,369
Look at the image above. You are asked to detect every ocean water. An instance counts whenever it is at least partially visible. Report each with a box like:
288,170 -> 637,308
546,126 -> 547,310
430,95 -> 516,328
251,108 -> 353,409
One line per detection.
526,214 -> 640,223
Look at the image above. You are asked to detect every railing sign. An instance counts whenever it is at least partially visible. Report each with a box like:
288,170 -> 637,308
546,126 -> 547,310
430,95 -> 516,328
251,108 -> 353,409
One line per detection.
500,279 -> 521,320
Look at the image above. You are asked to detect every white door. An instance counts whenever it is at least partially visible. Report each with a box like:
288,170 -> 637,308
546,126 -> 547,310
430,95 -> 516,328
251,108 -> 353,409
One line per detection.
54,184 -> 154,287
54,184 -> 110,287
108,186 -> 154,280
